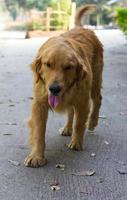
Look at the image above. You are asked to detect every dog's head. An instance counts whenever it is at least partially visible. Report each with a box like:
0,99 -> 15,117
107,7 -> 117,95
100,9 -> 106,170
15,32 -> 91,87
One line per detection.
31,37 -> 88,110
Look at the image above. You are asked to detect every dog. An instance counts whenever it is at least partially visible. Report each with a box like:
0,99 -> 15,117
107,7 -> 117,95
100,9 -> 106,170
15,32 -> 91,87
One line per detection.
24,5 -> 103,167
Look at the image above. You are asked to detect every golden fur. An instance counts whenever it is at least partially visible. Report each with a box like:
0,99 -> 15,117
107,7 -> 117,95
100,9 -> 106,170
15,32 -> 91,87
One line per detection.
24,5 -> 103,167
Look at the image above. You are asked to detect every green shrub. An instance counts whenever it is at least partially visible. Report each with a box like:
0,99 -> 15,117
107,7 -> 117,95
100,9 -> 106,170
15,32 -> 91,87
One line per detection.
116,7 -> 127,34
50,13 -> 69,30
26,19 -> 45,31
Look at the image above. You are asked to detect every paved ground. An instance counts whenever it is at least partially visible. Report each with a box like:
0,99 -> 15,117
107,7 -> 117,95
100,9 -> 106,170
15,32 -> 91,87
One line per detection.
0,29 -> 127,200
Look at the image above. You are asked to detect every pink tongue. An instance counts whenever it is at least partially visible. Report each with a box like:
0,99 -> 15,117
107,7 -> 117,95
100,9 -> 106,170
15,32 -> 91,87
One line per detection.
48,95 -> 60,108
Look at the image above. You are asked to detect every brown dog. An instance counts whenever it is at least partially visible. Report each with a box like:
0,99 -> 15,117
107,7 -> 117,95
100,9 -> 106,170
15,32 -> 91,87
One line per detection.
24,5 -> 103,167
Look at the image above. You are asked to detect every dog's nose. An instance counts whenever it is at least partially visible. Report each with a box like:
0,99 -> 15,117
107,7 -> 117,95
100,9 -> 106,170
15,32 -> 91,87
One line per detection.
49,83 -> 61,96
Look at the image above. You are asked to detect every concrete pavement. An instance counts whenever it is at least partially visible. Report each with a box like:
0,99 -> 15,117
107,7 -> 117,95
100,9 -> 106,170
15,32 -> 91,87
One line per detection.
0,29 -> 127,200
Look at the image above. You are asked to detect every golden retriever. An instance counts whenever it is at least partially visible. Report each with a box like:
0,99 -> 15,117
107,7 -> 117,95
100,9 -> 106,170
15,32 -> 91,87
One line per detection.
24,5 -> 103,167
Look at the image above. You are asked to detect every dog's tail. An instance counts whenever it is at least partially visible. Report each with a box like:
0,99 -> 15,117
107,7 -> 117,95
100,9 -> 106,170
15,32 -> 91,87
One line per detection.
75,4 -> 96,27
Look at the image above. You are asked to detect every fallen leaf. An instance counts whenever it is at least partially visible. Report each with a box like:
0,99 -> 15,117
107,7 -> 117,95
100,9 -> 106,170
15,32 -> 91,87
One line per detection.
72,170 -> 95,176
116,164 -> 127,174
96,176 -> 104,183
8,104 -> 15,107
50,182 -> 60,191
90,153 -> 96,157
56,164 -> 65,171
0,122 -> 17,125
50,181 -> 59,186
117,169 -> 127,175
80,191 -> 91,195
117,161 -> 126,166
87,129 -> 96,134
3,133 -> 14,136
120,112 -> 127,116
8,100 -> 13,103
28,97 -> 33,100
51,185 -> 60,191
18,146 -> 28,149
99,115 -> 107,119
8,159 -> 20,166
104,140 -> 109,145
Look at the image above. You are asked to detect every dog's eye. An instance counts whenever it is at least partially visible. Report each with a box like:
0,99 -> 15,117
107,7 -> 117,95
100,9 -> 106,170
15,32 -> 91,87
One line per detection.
47,63 -> 51,68
44,62 -> 51,68
64,65 -> 72,71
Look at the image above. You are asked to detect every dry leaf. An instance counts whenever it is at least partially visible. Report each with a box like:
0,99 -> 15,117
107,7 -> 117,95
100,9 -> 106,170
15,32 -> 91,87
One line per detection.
120,112 -> 126,116
56,164 -> 65,170
117,161 -> 126,166
50,181 -> 59,186
51,185 -> 60,191
91,153 -> 96,157
0,122 -> 17,125
28,97 -> 33,100
117,168 -> 127,174
50,182 -> 60,191
59,127 -> 64,134
87,129 -> 96,134
72,170 -> 95,176
104,140 -> 109,145
99,115 -> 107,119
3,133 -> 13,136
8,159 -> 20,166
8,104 -> 15,107
96,177 -> 104,183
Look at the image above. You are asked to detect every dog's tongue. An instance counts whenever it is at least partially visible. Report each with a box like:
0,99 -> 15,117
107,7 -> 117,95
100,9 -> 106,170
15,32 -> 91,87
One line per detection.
48,95 -> 60,108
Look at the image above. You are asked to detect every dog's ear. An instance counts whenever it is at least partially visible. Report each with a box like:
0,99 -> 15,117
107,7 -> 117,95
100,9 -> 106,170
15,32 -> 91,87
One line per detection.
76,57 -> 88,81
31,54 -> 42,83
65,38 -> 89,81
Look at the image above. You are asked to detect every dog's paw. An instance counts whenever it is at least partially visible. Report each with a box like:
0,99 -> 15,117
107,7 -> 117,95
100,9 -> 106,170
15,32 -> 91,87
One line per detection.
59,127 -> 72,136
67,140 -> 83,151
24,153 -> 46,168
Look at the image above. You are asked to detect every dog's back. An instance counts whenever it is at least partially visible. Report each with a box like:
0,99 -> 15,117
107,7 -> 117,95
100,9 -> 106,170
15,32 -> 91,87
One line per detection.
61,5 -> 103,91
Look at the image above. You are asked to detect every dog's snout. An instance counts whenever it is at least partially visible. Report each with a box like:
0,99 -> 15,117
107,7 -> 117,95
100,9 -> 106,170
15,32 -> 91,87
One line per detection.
49,83 -> 61,96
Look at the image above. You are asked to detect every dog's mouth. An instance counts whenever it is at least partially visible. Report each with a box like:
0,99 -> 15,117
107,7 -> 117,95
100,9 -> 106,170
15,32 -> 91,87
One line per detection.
48,95 -> 60,108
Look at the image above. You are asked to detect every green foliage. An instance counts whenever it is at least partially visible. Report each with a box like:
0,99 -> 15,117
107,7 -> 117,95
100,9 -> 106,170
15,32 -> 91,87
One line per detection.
25,0 -> 52,10
4,0 -> 18,20
50,0 -> 71,30
5,0 -> 52,12
50,13 -> 69,30
26,19 -> 44,31
116,8 -> 127,34
75,0 -> 107,6
101,8 -> 112,25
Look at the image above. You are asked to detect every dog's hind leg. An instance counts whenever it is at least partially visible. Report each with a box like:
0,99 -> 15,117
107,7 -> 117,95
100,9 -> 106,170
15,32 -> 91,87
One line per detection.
88,92 -> 102,131
88,51 -> 103,131
59,108 -> 74,136
88,70 -> 103,131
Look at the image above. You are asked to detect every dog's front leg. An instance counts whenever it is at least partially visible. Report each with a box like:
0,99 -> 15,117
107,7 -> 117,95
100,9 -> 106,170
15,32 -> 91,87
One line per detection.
24,98 -> 48,167
60,108 -> 74,136
68,98 -> 90,151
